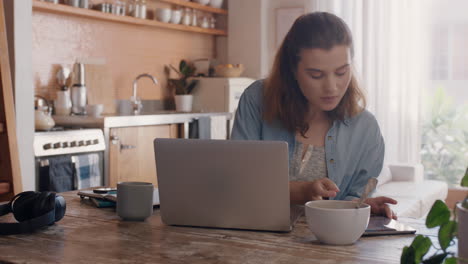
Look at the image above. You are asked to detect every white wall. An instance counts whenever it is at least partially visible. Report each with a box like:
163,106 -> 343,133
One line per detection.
227,0 -> 265,78
227,0 -> 306,79
4,0 -> 35,191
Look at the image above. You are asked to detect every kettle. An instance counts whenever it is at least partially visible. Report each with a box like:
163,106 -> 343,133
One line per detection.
34,95 -> 55,131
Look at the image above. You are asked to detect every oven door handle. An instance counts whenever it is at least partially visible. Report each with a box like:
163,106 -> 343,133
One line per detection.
111,135 -> 136,152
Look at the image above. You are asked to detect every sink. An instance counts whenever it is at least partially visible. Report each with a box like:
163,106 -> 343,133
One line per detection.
115,99 -> 174,115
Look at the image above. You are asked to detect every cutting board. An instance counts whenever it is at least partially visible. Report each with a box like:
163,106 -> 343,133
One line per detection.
85,64 -> 116,114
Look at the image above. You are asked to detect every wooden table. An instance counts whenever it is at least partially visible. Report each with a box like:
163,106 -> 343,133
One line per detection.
0,191 -> 444,264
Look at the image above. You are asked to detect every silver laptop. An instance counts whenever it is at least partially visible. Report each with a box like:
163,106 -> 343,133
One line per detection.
154,138 -> 297,232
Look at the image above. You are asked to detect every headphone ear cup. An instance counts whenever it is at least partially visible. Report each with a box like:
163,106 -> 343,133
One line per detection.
54,195 -> 66,222
32,192 -> 54,219
11,192 -> 42,222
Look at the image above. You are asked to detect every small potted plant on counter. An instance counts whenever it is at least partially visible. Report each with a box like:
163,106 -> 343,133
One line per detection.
167,60 -> 198,112
400,167 -> 468,264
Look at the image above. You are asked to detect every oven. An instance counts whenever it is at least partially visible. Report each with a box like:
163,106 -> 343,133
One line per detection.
33,129 -> 106,192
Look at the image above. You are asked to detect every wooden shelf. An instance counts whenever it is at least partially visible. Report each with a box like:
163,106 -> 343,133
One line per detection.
158,0 -> 228,15
32,1 -> 227,36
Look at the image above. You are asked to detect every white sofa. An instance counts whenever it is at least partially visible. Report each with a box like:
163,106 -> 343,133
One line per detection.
371,163 -> 448,218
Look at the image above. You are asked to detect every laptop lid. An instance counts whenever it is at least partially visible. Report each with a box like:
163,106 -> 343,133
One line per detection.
154,138 -> 291,232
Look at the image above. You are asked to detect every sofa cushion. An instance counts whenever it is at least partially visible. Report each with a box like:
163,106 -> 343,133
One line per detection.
371,180 -> 448,218
377,166 -> 392,187
387,197 -> 422,218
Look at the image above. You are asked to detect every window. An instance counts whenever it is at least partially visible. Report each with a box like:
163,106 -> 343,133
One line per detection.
421,2 -> 468,187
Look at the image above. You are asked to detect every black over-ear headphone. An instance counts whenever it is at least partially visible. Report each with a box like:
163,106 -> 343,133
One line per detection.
0,191 -> 66,235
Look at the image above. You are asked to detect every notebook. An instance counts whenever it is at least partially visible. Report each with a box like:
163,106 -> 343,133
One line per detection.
363,216 -> 417,236
154,138 -> 297,232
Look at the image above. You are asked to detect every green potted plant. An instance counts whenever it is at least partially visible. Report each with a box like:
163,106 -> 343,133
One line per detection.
400,167 -> 468,264
168,60 -> 198,112
458,167 -> 468,263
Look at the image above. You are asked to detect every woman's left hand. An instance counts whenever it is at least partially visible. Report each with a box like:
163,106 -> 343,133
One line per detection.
364,196 -> 398,220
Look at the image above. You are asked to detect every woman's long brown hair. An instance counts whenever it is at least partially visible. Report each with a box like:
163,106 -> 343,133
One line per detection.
263,12 -> 366,137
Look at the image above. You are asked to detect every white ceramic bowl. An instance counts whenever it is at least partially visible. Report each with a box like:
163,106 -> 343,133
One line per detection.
193,0 -> 210,5
155,8 -> 171,23
170,10 -> 182,24
305,200 -> 370,245
209,0 -> 223,8
86,104 -> 104,117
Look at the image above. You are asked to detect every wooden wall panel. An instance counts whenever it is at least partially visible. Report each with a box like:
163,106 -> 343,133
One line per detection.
32,7 -> 215,112
0,0 -> 22,200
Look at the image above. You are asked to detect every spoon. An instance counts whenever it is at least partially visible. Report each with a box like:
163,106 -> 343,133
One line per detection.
356,178 -> 378,208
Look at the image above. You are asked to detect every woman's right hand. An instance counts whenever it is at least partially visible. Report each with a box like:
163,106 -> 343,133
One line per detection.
304,178 -> 340,201
290,178 -> 340,204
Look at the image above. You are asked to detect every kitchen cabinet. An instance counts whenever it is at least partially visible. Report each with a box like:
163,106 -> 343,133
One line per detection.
108,124 -> 178,187
32,0 -> 227,36
53,112 -> 232,187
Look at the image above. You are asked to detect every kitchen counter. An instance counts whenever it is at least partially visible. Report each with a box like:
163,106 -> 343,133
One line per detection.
53,111 -> 232,186
53,111 -> 232,129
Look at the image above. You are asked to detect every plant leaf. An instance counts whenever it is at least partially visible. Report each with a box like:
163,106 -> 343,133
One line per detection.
185,80 -> 198,95
169,64 -> 181,76
438,220 -> 457,251
443,257 -> 457,264
401,246 -> 416,264
461,167 -> 468,187
179,60 -> 187,72
410,235 -> 432,263
426,200 -> 450,228
422,253 -> 448,264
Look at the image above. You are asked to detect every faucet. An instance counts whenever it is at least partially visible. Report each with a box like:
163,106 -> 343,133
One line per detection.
131,73 -> 158,114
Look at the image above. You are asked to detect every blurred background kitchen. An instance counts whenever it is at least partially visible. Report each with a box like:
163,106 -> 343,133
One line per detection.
2,0 -> 272,198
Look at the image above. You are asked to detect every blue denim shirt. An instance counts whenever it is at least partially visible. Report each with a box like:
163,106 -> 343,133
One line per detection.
231,80 -> 385,200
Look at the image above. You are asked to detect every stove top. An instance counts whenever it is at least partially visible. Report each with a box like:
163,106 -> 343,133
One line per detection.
34,129 -> 106,157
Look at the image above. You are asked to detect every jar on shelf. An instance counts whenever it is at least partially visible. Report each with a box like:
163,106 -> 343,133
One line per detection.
119,1 -> 127,16
140,0 -> 147,19
191,10 -> 198,27
200,16 -> 209,28
209,16 -> 216,29
132,0 -> 141,18
182,8 -> 192,26
170,8 -> 182,24
111,1 -> 119,15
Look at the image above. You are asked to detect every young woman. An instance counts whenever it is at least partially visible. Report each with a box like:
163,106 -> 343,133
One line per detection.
231,12 -> 397,219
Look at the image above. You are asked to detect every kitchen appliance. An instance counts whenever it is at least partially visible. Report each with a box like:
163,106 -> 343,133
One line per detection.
34,129 -> 105,192
71,62 -> 87,115
34,95 -> 55,131
55,66 -> 72,116
191,77 -> 255,135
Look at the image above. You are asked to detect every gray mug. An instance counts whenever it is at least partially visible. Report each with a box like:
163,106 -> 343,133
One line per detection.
117,182 -> 154,221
